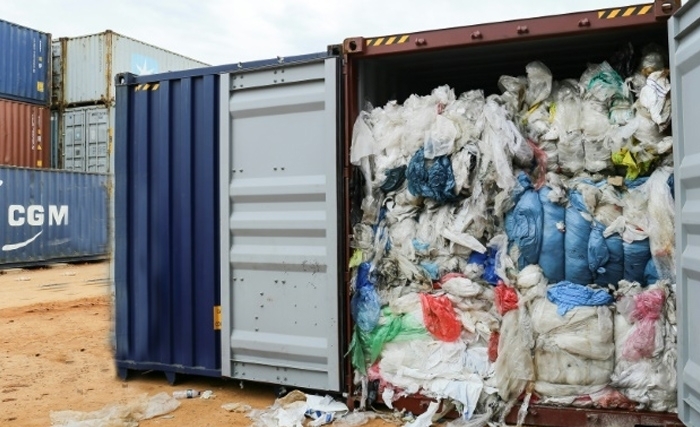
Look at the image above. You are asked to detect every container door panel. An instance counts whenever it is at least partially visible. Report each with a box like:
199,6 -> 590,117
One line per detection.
670,1 -> 700,425
220,58 -> 341,391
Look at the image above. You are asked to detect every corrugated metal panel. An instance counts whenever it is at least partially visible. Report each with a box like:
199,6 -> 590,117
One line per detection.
63,106 -> 111,173
50,110 -> 61,169
114,70 -> 221,381
0,19 -> 50,105
0,167 -> 109,267
51,40 -> 64,108
219,58 -> 342,391
671,1 -> 700,425
0,99 -> 51,168
61,31 -> 208,106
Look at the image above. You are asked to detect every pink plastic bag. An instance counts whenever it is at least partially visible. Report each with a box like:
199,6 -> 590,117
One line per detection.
622,288 -> 665,361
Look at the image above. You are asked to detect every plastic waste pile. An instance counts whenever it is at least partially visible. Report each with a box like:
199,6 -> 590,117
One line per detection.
348,42 -> 675,423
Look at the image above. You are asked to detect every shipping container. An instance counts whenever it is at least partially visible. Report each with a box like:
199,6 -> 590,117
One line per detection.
62,105 -> 111,173
0,99 -> 51,169
52,31 -> 209,107
114,1 -> 700,426
50,110 -> 61,168
0,18 -> 50,106
113,51 -> 333,383
0,167 -> 109,268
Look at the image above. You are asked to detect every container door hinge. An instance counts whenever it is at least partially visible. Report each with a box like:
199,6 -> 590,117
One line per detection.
214,306 -> 222,331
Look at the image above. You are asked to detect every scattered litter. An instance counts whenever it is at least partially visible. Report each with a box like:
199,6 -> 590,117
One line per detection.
199,390 -> 215,400
172,389 -> 200,399
221,402 -> 252,413
247,391 -> 348,427
50,392 -> 180,427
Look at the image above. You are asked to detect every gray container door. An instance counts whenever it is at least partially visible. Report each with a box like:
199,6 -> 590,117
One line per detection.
85,107 -> 110,173
219,58 -> 341,391
63,109 -> 85,171
670,1 -> 700,425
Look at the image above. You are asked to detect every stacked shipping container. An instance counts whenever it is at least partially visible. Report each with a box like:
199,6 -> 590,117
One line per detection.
0,18 -> 51,169
51,31 -> 209,172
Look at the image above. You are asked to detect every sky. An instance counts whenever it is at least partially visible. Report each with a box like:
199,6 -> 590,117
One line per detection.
3,0 -> 678,66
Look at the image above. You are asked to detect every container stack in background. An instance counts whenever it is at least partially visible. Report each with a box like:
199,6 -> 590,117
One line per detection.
50,30 -> 209,172
0,20 -> 208,267
0,18 -> 51,169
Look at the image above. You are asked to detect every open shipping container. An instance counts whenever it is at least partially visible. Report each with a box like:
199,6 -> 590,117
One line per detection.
114,1 -> 699,426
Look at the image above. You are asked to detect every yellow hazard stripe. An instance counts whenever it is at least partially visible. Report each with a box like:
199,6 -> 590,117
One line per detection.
134,84 -> 160,91
364,35 -> 410,47
598,4 -> 652,19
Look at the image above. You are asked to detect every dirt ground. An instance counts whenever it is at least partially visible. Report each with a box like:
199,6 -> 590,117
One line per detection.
0,261 -> 400,427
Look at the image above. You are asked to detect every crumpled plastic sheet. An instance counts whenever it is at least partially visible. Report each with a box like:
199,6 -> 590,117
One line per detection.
248,393 -> 349,427
611,281 -> 677,411
407,148 -> 458,203
351,263 -> 382,332
378,340 -> 486,420
50,393 -> 180,427
531,296 -> 615,397
646,167 -> 675,282
546,281 -> 613,316
538,185 -> 566,283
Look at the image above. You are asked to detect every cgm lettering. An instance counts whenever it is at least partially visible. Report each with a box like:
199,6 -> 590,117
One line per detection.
8,205 -> 69,227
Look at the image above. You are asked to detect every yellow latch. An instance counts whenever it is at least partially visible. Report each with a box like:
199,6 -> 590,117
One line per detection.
213,306 -> 222,331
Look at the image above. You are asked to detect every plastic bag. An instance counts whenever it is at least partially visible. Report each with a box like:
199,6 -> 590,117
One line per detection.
582,61 -> 627,103
557,131 -> 585,176
420,293 -> 462,342
638,70 -> 672,131
406,148 -> 458,203
622,288 -> 665,361
525,61 -> 553,107
583,136 -> 612,173
506,173 -> 543,269
350,111 -> 377,166
546,282 -> 613,316
494,283 -> 519,315
351,263 -> 381,332
492,308 -> 535,401
646,167 -> 675,282
639,43 -> 667,76
565,190 -> 593,285
424,114 -> 459,159
623,239 -> 652,286
50,393 -> 181,427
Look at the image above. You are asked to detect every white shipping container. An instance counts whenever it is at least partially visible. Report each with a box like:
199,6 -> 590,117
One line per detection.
53,31 -> 208,106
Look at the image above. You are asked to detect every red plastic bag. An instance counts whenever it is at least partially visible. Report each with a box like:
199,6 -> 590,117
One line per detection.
528,139 -> 549,190
420,293 -> 462,342
488,332 -> 500,362
495,282 -> 519,315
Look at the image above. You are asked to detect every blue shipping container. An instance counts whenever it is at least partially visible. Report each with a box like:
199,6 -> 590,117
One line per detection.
113,51 -> 331,383
0,19 -> 51,105
114,69 -> 222,381
0,166 -> 109,267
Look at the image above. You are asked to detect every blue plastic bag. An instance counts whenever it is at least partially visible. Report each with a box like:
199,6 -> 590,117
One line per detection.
623,238 -> 652,286
565,190 -> 593,285
406,148 -> 458,203
547,281 -> 614,316
645,258 -> 660,285
593,228 -> 624,287
468,248 -> 500,285
351,263 -> 381,332
506,173 -> 543,269
538,186 -> 566,283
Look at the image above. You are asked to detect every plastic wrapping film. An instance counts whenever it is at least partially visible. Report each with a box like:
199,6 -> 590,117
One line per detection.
347,42 -> 675,425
